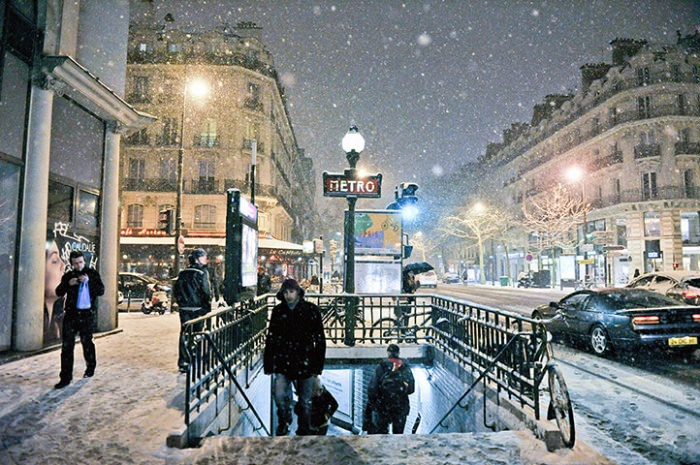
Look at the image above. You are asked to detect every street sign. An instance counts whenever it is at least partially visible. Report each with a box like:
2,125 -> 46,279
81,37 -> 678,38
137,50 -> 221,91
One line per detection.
323,171 -> 382,198
603,245 -> 625,251
581,244 -> 594,252
177,235 -> 185,255
577,258 -> 595,264
313,238 -> 324,254
592,230 -> 614,239
525,253 -> 534,262
592,238 -> 609,245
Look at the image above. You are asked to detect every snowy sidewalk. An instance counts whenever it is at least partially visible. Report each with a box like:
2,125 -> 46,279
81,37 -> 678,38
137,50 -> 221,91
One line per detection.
0,313 -> 191,464
0,313 -> 610,465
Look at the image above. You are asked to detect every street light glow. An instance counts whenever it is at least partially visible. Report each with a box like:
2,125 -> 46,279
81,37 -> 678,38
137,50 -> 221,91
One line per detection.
402,204 -> 419,220
187,78 -> 210,99
565,165 -> 585,183
341,125 -> 365,153
472,201 -> 486,213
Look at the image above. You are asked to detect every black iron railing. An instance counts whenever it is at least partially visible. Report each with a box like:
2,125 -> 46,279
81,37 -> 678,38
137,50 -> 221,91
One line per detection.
182,293 -> 550,440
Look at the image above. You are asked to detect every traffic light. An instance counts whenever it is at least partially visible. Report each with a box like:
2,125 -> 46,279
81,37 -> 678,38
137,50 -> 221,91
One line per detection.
386,183 -> 419,219
158,209 -> 174,235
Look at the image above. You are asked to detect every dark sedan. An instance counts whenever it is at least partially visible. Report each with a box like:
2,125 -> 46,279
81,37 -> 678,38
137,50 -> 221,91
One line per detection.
532,288 -> 700,356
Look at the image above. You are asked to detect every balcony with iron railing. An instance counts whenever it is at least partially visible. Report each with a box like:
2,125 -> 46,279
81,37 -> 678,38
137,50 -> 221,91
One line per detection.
597,185 -> 700,209
495,71 -> 700,167
193,135 -> 220,148
634,143 -> 661,159
123,177 -> 178,192
675,141 -> 700,155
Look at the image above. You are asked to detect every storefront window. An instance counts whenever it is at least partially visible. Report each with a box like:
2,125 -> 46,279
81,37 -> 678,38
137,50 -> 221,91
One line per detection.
0,159 -> 20,350
644,212 -> 660,237
77,190 -> 99,230
681,212 -> 700,245
47,180 -> 73,223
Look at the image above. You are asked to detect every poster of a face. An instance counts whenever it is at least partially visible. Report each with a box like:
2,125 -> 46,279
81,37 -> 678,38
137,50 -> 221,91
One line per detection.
44,222 -> 98,346
241,224 -> 258,287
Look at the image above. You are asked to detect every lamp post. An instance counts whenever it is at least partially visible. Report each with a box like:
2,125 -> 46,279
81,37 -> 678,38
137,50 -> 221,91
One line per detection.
565,166 -> 588,285
341,126 -> 365,346
250,138 -> 257,204
174,76 -> 209,276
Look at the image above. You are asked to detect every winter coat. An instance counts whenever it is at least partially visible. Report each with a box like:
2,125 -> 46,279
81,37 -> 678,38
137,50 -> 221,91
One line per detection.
173,265 -> 211,311
263,298 -> 326,378
55,267 -> 105,316
367,357 -> 415,416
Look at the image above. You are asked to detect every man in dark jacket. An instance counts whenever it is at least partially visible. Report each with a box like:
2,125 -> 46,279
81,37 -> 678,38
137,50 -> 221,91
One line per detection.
173,248 -> 212,372
54,250 -> 105,389
367,344 -> 415,434
263,278 -> 325,436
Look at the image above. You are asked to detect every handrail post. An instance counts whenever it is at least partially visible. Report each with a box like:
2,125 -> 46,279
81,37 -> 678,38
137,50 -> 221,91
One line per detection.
344,295 -> 357,346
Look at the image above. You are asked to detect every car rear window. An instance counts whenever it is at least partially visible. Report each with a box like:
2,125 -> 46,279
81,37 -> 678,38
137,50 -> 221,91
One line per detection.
604,290 -> 681,309
684,278 -> 700,288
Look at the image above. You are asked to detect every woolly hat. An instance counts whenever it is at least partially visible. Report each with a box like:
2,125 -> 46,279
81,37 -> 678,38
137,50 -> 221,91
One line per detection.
276,278 -> 305,300
188,248 -> 207,265
387,344 -> 400,357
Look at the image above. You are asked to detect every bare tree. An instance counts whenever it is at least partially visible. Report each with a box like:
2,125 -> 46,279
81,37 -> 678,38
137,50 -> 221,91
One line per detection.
439,202 -> 505,284
521,183 -> 591,284
410,231 -> 440,262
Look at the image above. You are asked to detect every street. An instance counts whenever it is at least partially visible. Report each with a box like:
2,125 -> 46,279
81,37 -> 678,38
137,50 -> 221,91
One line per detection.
424,283 -> 700,464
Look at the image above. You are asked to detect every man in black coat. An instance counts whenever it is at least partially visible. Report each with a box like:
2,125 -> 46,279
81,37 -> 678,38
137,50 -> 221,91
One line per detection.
173,248 -> 212,372
263,278 -> 325,436
54,250 -> 105,389
367,344 -> 415,434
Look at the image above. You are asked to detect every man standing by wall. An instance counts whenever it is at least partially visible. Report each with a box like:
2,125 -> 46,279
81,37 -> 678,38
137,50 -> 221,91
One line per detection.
367,344 -> 415,434
173,248 -> 212,373
263,278 -> 326,436
54,251 -> 105,389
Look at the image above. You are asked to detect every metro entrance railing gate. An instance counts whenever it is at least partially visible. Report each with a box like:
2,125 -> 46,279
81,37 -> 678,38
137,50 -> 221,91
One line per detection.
182,293 -> 561,442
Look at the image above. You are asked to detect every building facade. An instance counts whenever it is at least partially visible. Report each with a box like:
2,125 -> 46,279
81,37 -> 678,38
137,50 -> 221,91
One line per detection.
0,0 -> 154,352
120,19 -> 317,278
471,33 -> 700,286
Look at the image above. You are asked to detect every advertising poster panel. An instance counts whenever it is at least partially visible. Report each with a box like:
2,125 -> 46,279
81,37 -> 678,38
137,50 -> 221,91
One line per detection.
355,260 -> 402,294
241,224 -> 258,287
353,211 -> 402,255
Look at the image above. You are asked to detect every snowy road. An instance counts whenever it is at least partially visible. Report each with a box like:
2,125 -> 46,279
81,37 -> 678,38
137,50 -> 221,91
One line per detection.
424,284 -> 700,464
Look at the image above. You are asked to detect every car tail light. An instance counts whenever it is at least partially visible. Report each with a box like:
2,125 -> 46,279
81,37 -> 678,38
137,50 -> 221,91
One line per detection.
683,290 -> 699,300
632,315 -> 660,325
693,314 -> 700,323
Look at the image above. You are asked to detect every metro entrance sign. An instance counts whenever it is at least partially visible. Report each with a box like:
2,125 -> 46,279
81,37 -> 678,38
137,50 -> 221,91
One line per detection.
323,171 -> 382,198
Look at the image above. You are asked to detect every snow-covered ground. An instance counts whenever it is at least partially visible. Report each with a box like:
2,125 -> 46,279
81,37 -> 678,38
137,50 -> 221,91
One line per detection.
0,312 -> 614,464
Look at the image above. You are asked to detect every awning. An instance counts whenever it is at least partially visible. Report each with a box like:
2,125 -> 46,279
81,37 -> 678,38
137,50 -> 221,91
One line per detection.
120,237 -> 225,246
120,236 -> 304,250
259,237 -> 304,251
41,55 -> 156,130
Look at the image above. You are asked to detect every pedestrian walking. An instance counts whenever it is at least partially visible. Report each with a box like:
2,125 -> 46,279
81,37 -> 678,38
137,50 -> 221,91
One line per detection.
173,248 -> 212,373
263,278 -> 326,436
257,266 -> 271,296
54,250 -> 104,389
367,344 -> 415,434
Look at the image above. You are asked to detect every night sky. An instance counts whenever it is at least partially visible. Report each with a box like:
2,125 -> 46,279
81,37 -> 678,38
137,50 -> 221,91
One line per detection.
132,0 -> 700,214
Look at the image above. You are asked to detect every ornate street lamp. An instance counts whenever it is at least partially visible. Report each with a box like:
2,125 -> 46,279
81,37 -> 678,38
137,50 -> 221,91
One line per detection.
174,76 -> 209,275
341,126 -> 364,346
565,165 -> 588,284
341,126 -> 365,294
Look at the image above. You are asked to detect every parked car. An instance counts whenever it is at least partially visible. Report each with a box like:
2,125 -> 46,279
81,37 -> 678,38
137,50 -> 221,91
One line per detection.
626,271 -> 700,305
415,270 -> 438,288
118,272 -> 171,311
442,273 -> 461,284
532,288 -> 700,356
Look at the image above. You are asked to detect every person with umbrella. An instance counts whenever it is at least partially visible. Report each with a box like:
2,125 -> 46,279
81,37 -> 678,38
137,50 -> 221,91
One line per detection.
395,262 -> 432,332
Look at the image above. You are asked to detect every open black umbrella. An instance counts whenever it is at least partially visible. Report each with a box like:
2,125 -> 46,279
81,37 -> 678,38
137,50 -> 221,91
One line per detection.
404,262 -> 434,274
